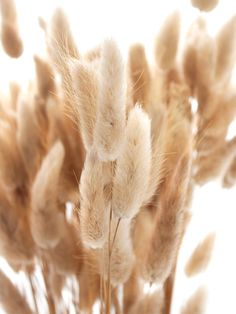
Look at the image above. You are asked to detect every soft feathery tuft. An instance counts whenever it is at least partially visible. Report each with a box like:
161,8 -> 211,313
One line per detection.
185,233 -> 215,277
112,105 -> 151,219
79,149 -> 109,248
155,11 -> 180,70
93,38 -> 126,161
31,141 -> 66,249
69,60 -> 98,151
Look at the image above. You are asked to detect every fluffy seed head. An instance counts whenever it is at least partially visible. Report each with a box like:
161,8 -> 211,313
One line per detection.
79,150 -> 109,248
112,105 -> 151,219
155,11 -> 180,70
93,38 -> 126,161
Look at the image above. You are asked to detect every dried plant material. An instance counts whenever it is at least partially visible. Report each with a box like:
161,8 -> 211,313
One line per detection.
9,81 -> 20,110
48,270 -> 65,300
102,219 -> 135,286
143,153 -> 191,284
94,38 -> 126,161
0,270 -> 33,314
0,5 -> 235,313
155,11 -> 180,70
185,233 -> 215,277
128,290 -> 164,314
128,43 -> 151,108
0,0 -> 23,58
47,222 -> 82,275
31,141 -> 66,249
78,251 -> 100,312
17,94 -> 48,181
182,18 -> 206,94
84,45 -> 101,62
48,7 -> 79,115
112,106 -> 151,219
79,150 -> 108,248
215,16 -> 236,83
47,96 -> 85,203
49,8 -> 79,62
1,21 -> 23,58
223,156 -> 236,188
181,287 -> 206,314
0,188 -> 35,263
195,137 -> 236,185
34,56 -> 55,100
70,60 -> 98,150
191,0 -> 219,12
144,105 -> 167,204
123,268 -> 141,313
0,126 -> 29,205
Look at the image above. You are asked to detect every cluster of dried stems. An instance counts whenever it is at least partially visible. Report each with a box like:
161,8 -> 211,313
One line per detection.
0,0 -> 234,313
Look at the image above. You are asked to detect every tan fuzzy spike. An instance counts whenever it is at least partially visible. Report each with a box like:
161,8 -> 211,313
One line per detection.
181,287 -> 206,314
17,95 -> 47,181
34,56 -> 55,99
112,106 -> 151,219
48,8 -> 79,114
195,137 -> 236,185
79,150 -> 109,248
143,152 -> 191,284
129,290 -> 164,314
94,38 -> 126,161
69,60 -> 98,150
102,218 -> 135,286
49,8 -> 79,62
128,43 -> 151,109
155,11 -> 180,70
31,141 -> 66,249
215,16 -> 236,83
1,21 -> 23,58
0,270 -> 33,314
191,0 -> 219,12
185,233 -> 215,277
0,0 -> 23,58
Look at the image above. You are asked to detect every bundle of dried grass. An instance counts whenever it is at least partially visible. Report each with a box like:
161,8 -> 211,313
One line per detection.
0,2 -> 234,314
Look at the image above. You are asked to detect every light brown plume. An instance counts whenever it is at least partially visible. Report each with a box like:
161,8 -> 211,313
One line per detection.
79,150 -> 109,248
155,11 -> 180,70
181,287 -> 206,314
94,38 -> 126,161
185,233 -> 215,277
191,0 -> 219,12
31,141 -> 66,249
112,106 -> 151,219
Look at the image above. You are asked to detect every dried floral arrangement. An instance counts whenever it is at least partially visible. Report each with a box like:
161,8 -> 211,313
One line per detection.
0,0 -> 235,313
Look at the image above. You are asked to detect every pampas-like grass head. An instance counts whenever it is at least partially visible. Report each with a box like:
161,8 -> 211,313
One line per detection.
112,105 -> 151,219
93,38 -> 126,161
